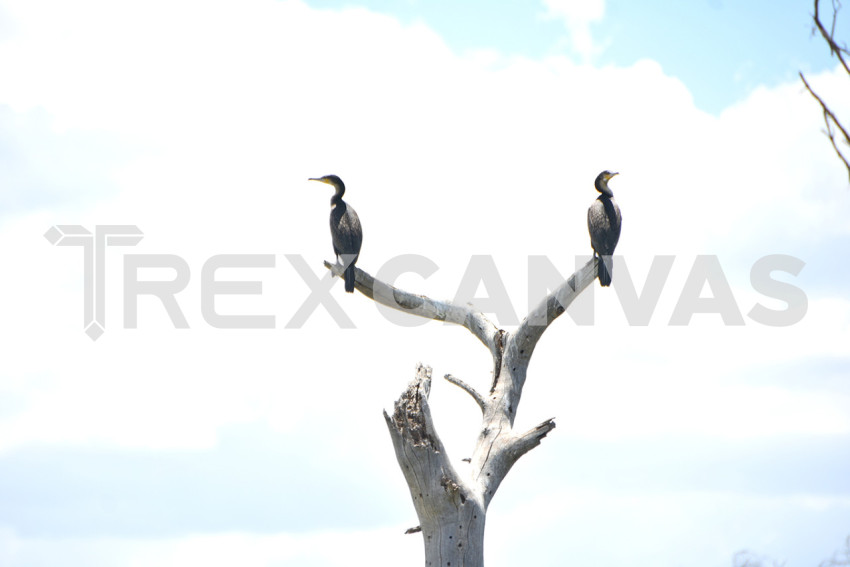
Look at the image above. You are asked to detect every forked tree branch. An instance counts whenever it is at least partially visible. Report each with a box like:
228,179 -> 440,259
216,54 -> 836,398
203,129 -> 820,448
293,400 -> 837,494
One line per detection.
800,72 -> 850,182
327,255 -> 601,438
813,0 -> 849,74
802,0 -> 850,182
324,256 -> 599,365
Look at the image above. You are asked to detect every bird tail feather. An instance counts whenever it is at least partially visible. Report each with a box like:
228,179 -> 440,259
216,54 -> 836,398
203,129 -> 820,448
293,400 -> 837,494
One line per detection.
344,263 -> 355,293
598,256 -> 612,287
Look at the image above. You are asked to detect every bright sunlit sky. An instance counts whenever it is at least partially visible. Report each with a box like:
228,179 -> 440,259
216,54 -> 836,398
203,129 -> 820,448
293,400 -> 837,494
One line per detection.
1,0 -> 849,566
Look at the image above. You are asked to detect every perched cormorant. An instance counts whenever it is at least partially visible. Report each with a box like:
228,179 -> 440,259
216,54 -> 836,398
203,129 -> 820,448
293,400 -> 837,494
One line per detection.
587,170 -> 622,287
309,175 -> 363,293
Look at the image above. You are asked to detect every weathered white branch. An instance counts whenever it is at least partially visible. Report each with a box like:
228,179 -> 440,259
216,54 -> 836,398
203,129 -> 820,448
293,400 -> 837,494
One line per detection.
444,373 -> 487,414
324,260 -> 501,359
508,257 -> 598,377
510,418 -> 557,460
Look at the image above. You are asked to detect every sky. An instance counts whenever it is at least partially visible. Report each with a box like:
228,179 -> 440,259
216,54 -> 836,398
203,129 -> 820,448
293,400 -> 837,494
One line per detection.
0,0 -> 849,566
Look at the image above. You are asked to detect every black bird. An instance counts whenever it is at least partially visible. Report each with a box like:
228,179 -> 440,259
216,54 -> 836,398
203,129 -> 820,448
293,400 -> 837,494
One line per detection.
587,170 -> 622,287
309,175 -> 363,292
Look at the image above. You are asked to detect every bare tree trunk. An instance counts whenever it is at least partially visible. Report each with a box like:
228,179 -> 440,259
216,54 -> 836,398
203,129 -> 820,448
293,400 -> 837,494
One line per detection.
385,364 -> 486,565
326,257 -> 599,566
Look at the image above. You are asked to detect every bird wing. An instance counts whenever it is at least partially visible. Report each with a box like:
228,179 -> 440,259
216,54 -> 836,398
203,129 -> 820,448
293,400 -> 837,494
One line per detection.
331,203 -> 363,263
587,197 -> 621,256
587,200 -> 609,255
603,197 -> 621,253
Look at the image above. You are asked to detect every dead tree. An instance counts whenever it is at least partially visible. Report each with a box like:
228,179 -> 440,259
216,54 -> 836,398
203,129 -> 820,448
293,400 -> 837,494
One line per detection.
325,255 -> 600,566
801,0 -> 850,181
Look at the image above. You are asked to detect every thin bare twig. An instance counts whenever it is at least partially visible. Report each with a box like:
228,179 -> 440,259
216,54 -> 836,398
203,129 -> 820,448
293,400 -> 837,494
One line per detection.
800,72 -> 850,181
801,0 -> 850,182
444,373 -> 487,414
813,0 -> 850,74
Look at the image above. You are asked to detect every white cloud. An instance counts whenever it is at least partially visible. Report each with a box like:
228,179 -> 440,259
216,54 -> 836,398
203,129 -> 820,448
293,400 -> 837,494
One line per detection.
0,0 -> 846,456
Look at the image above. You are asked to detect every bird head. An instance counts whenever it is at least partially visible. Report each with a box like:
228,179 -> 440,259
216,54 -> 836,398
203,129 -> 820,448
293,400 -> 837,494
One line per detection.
595,170 -> 619,196
308,174 -> 345,192
597,170 -> 619,183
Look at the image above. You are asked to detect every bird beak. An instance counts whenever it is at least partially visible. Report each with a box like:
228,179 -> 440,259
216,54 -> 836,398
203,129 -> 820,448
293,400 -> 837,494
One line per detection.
610,172 -> 619,178
308,177 -> 327,185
